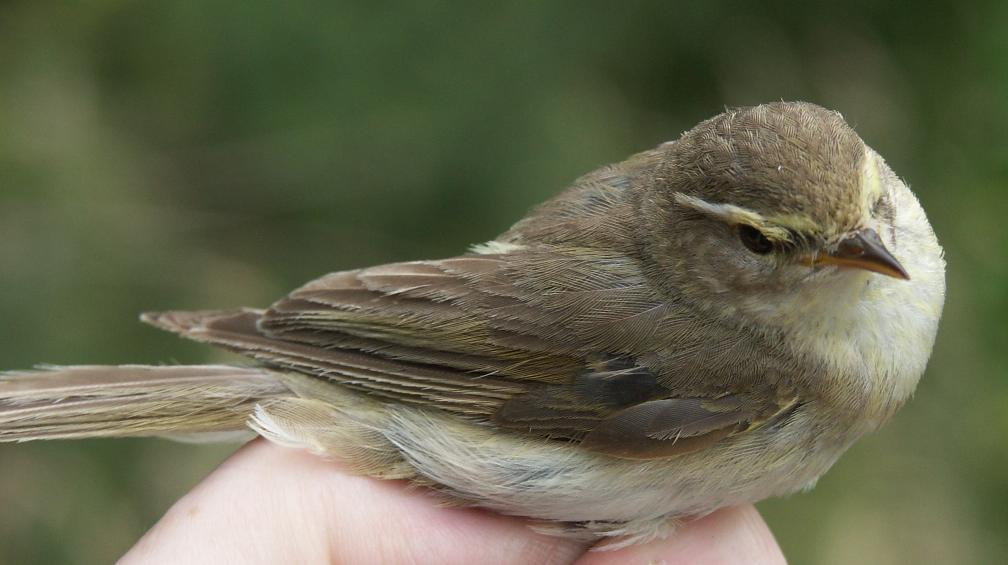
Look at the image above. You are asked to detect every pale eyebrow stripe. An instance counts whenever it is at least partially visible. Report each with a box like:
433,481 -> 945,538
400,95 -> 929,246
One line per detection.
673,193 -> 799,243
860,149 -> 887,218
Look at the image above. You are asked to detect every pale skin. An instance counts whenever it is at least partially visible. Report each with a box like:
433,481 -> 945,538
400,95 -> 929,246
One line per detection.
122,440 -> 786,564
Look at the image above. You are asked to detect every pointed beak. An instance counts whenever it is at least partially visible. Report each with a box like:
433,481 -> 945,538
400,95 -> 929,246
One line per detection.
803,228 -> 910,280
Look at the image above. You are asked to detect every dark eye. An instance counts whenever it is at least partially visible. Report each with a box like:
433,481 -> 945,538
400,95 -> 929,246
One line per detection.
738,225 -> 774,254
872,194 -> 894,223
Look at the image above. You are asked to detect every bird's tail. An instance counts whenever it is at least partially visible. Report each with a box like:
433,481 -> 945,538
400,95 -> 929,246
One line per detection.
0,365 -> 290,442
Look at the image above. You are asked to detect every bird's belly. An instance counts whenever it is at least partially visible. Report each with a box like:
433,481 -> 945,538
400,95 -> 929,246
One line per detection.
383,403 -> 852,523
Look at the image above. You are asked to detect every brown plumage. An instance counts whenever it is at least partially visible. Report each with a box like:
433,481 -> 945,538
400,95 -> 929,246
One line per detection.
0,101 -> 946,544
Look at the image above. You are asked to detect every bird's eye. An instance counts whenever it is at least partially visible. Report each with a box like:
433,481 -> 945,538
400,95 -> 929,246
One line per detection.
738,225 -> 774,254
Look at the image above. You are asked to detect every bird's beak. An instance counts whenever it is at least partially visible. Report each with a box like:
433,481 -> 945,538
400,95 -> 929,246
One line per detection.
802,228 -> 910,280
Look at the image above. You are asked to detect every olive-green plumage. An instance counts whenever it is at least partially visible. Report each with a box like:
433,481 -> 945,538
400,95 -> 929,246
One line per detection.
0,101 -> 945,545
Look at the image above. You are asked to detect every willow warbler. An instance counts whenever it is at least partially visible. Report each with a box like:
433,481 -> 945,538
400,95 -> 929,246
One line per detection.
0,101 -> 946,546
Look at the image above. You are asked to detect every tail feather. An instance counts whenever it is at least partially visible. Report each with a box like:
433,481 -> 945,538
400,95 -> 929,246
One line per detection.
0,365 -> 290,442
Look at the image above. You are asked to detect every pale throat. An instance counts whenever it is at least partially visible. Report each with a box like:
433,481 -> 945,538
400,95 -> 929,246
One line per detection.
758,151 -> 945,422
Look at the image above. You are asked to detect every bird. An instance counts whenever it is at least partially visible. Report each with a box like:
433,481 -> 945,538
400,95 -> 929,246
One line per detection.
0,101 -> 946,547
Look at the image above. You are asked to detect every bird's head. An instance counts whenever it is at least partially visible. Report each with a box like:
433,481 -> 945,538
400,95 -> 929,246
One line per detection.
638,102 -> 944,345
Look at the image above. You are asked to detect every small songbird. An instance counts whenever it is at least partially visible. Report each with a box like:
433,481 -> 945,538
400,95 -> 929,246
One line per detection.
0,101 -> 945,546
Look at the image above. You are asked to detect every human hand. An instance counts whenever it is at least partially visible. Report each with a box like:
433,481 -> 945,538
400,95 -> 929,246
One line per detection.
122,439 -> 786,564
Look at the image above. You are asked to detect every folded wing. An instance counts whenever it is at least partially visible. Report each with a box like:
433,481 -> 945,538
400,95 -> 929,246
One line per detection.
144,246 -> 795,459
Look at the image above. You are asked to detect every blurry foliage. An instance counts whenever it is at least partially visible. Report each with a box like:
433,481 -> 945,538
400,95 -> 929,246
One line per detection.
0,1 -> 1005,563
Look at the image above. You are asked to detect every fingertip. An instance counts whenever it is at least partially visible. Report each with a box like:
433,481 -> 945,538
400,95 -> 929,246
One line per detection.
124,439 -> 588,565
577,506 -> 786,565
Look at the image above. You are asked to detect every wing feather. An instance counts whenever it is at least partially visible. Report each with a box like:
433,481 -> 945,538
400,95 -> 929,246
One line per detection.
144,245 -> 794,459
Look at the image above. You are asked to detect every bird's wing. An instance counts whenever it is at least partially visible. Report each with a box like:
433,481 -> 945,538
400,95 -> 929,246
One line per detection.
144,246 -> 796,459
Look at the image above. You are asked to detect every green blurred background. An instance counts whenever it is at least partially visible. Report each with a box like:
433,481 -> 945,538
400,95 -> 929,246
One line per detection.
0,2 -> 1005,563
